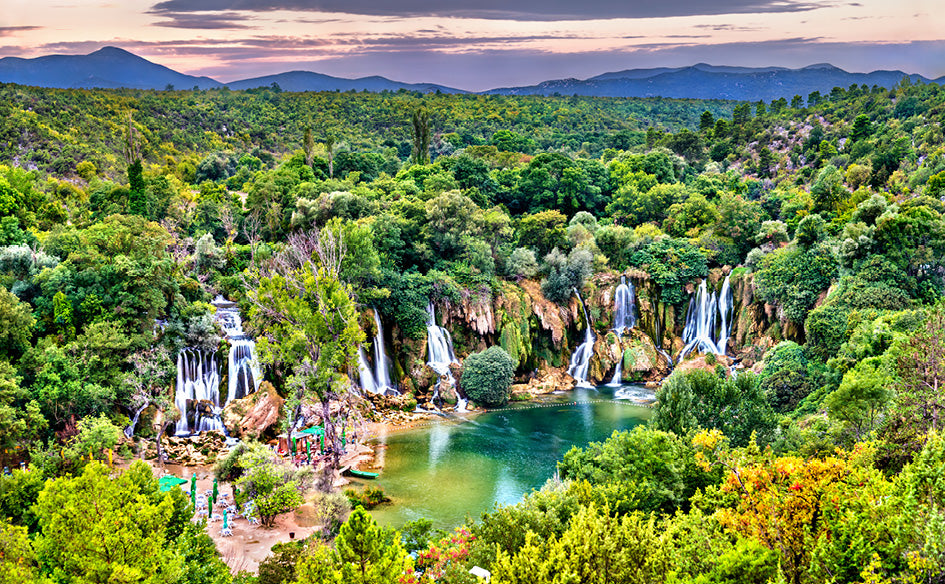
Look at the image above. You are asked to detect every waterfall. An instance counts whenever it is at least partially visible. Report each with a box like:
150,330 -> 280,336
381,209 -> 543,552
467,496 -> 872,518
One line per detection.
426,302 -> 460,402
174,348 -> 224,435
567,289 -> 595,387
358,347 -> 378,394
613,276 -> 636,335
678,275 -> 733,361
213,297 -> 262,404
358,310 -> 395,395
174,297 -> 262,435
607,359 -> 622,387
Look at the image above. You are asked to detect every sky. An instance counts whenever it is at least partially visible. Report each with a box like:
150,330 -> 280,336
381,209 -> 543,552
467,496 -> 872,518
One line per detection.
2,0 -> 944,91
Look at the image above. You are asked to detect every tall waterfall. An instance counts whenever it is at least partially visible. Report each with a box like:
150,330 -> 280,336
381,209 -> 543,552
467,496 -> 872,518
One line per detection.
426,302 -> 460,398
174,297 -> 262,435
174,349 -> 224,434
214,297 -> 262,404
358,310 -> 394,394
678,275 -> 733,361
613,276 -> 636,335
426,302 -> 458,378
567,289 -> 595,387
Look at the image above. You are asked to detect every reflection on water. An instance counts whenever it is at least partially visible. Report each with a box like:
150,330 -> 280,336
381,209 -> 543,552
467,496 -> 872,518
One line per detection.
365,385 -> 653,530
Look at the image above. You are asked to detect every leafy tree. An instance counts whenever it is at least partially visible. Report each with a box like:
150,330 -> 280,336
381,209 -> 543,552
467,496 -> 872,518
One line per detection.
490,505 -> 670,584
34,461 -> 183,584
460,346 -> 515,407
540,247 -> 592,304
559,425 -> 710,514
629,238 -> 707,305
517,210 -> 568,256
0,517 -> 46,584
296,507 -> 411,584
0,287 -> 34,359
235,445 -> 312,528
410,107 -> 431,165
754,243 -> 836,323
248,228 -> 364,486
825,357 -> 892,441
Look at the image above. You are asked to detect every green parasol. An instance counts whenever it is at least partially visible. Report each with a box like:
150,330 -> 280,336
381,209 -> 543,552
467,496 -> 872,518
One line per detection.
290,436 -> 296,456
212,478 -> 218,502
223,510 -> 228,529
306,439 -> 311,463
190,473 -> 197,506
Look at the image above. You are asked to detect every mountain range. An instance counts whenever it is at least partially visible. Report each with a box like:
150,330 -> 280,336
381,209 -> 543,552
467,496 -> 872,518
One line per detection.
2,47 -> 943,101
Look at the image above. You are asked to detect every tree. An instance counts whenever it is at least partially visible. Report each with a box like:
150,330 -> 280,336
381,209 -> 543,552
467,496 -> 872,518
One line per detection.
248,228 -> 364,488
0,287 -> 34,359
460,346 -> 515,407
34,461 -> 183,584
410,107 -> 431,165
296,507 -> 411,584
336,507 -> 410,584
826,357 -> 892,441
490,505 -> 670,584
0,518 -> 46,584
123,346 -> 177,464
235,447 -> 310,528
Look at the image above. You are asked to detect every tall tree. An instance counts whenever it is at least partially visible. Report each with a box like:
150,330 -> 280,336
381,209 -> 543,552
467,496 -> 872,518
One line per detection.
410,107 -> 431,165
247,228 -> 364,488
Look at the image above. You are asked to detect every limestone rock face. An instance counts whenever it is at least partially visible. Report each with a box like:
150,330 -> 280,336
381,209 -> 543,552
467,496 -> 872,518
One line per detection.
511,368 -> 576,396
222,381 -> 284,440
161,431 -> 228,466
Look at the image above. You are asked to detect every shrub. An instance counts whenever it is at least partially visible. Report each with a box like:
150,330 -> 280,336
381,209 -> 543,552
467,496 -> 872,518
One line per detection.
540,248 -> 593,304
460,346 -> 515,407
507,247 -> 538,279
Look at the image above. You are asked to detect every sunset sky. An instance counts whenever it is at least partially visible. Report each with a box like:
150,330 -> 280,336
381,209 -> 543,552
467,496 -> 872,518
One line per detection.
3,0 -> 943,90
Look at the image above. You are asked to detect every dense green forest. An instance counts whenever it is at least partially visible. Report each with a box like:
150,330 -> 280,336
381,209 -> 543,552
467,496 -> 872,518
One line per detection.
3,78 -> 945,584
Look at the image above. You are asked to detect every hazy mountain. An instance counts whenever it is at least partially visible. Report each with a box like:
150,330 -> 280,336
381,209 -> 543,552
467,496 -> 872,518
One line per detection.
223,70 -> 462,93
1,47 -> 939,101
0,47 -> 220,90
486,63 -> 936,101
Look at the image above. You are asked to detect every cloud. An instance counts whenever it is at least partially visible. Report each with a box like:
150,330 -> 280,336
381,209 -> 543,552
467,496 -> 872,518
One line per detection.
153,11 -> 257,29
0,26 -> 41,36
148,0 -> 834,21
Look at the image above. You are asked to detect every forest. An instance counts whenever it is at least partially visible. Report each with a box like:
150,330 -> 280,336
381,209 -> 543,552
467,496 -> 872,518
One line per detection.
2,77 -> 945,584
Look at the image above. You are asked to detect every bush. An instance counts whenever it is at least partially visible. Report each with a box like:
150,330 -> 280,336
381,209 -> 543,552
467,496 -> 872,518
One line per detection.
540,248 -> 593,304
506,247 -> 538,279
460,346 -> 515,407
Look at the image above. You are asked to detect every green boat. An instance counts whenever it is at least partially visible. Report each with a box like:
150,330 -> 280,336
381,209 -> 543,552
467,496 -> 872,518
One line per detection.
344,468 -> 379,479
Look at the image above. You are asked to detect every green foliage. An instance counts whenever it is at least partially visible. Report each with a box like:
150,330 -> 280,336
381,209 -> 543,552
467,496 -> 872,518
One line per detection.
559,426 -> 711,514
460,346 -> 515,408
235,446 -> 311,528
490,505 -> 670,584
540,247 -> 592,305
35,461 -> 183,584
0,517 -> 47,584
629,238 -> 707,305
754,243 -> 836,323
653,370 -> 776,447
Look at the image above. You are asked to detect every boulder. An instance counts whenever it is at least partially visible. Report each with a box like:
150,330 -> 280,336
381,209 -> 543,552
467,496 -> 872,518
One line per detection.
222,381 -> 284,440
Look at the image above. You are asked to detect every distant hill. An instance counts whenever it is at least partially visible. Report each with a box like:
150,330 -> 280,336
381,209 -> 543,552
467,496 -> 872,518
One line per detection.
0,47 -> 220,90
224,70 -> 461,93
486,63 -> 938,101
0,47 -> 460,94
1,47 -> 941,101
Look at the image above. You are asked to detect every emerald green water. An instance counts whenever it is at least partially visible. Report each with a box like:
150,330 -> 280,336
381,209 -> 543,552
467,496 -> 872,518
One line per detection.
364,385 -> 653,530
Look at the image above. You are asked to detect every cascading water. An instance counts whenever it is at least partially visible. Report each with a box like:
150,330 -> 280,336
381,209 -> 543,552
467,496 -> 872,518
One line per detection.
567,289 -> 595,387
426,302 -> 461,406
607,359 -> 623,387
174,297 -> 262,435
612,276 -> 636,335
214,297 -> 262,404
174,348 -> 224,434
678,275 -> 733,361
358,310 -> 395,395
